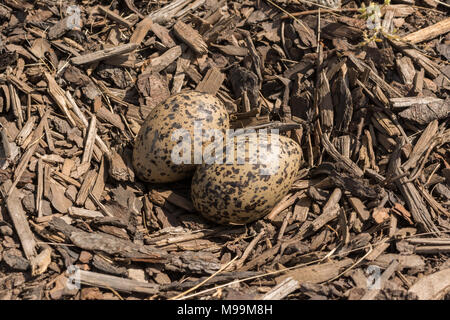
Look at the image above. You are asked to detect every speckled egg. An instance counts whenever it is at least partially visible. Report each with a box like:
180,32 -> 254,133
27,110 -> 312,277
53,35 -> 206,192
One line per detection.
191,132 -> 303,225
133,91 -> 230,183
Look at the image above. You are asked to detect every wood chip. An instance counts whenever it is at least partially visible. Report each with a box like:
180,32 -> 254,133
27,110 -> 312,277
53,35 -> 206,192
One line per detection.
173,21 -> 208,55
71,43 -> 138,65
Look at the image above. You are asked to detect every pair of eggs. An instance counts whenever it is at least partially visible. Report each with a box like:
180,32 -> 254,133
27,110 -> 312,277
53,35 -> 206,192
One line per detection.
132,92 -> 302,224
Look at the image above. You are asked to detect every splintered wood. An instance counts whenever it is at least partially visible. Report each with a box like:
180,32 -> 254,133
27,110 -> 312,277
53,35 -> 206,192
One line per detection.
0,0 -> 449,302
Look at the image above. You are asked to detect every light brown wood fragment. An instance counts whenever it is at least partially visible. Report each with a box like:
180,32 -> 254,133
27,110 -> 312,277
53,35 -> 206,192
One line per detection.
377,132 -> 396,152
371,111 -> 401,137
391,40 -> 440,79
62,158 -> 75,176
210,44 -> 248,56
348,197 -> 370,221
403,120 -> 438,171
151,23 -> 176,48
75,170 -> 97,206
413,68 -> 424,95
8,84 -> 24,129
7,74 -> 33,94
322,135 -> 364,177
184,64 -> 203,84
414,245 -> 450,254
396,56 -> 415,85
74,269 -> 159,294
391,142 -> 438,233
44,72 -> 76,127
98,6 -> 134,28
71,43 -> 138,65
360,259 -> 399,300
171,52 -> 190,94
390,96 -> 442,108
364,239 -> 390,261
417,184 -> 450,218
233,230 -> 265,270
146,45 -> 182,73
196,67 -> 225,95
403,17 -> 450,44
5,185 -> 37,260
148,0 -> 192,24
130,16 -> 153,44
52,170 -> 82,188
149,189 -> 194,212
10,111 -> 48,196
267,191 -> 303,221
310,188 -> 342,232
82,115 -> 97,165
48,179 -> 72,214
69,207 -> 103,219
51,40 -> 81,57
108,151 -> 134,182
276,258 -> 353,284
262,277 -> 300,300
408,268 -> 450,300
96,107 -> 124,131
87,157 -> 106,210
173,21 -> 207,55
317,70 -> 334,131
30,247 -> 52,276
174,0 -> 206,19
348,53 -> 402,98
398,98 -> 450,125
36,158 -> 44,218
65,92 -> 111,158
16,116 -> 35,146
43,120 -> 55,154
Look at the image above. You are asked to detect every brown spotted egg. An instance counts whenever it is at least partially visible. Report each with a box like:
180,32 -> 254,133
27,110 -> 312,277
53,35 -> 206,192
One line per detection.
191,132 -> 303,224
132,91 -> 230,183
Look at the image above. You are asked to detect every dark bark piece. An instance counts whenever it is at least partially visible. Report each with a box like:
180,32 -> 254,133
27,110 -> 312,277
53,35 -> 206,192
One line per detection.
69,230 -> 166,259
330,171 -> 380,200
334,65 -> 353,132
389,140 -> 438,233
92,254 -> 128,276
160,271 -> 260,291
317,70 -> 334,132
322,135 -> 364,177
48,17 -> 71,40
229,66 -> 259,108
398,98 -> 450,125
3,248 -> 30,271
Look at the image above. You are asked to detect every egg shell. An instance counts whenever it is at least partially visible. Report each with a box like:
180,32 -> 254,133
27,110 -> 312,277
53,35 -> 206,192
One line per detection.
191,132 -> 303,225
132,91 -> 230,183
